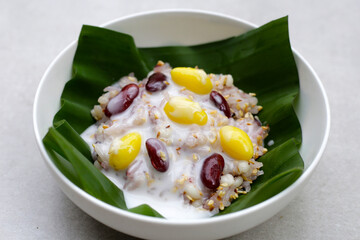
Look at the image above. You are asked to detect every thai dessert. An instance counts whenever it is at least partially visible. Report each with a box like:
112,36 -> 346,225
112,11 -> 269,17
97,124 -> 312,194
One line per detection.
81,61 -> 269,218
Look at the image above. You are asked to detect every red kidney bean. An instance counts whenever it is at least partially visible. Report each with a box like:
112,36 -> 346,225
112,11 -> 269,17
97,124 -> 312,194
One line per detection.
200,153 -> 225,190
145,72 -> 168,92
145,138 -> 169,172
210,91 -> 231,118
104,83 -> 139,117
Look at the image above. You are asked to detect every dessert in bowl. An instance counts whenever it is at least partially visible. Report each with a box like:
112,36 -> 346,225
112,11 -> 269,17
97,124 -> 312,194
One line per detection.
33,10 -> 330,240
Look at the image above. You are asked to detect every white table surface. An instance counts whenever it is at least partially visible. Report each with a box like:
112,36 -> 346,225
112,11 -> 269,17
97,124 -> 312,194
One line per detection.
1,0 -> 359,239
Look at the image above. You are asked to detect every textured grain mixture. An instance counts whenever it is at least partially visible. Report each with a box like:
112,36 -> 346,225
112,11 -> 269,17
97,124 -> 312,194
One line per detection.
82,61 -> 269,215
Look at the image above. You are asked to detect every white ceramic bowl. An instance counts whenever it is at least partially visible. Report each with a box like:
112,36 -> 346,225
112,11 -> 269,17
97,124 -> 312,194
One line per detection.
33,10 -> 330,240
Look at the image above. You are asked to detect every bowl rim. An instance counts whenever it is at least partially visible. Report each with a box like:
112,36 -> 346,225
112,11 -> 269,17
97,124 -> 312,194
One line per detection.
33,9 -> 331,225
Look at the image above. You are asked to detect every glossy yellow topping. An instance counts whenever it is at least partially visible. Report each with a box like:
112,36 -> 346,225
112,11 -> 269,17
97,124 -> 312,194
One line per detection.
164,96 -> 208,125
109,132 -> 141,170
170,67 -> 213,94
220,126 -> 253,160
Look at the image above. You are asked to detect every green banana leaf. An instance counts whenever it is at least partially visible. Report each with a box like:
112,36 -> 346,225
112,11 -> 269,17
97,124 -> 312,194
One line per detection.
43,16 -> 303,218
